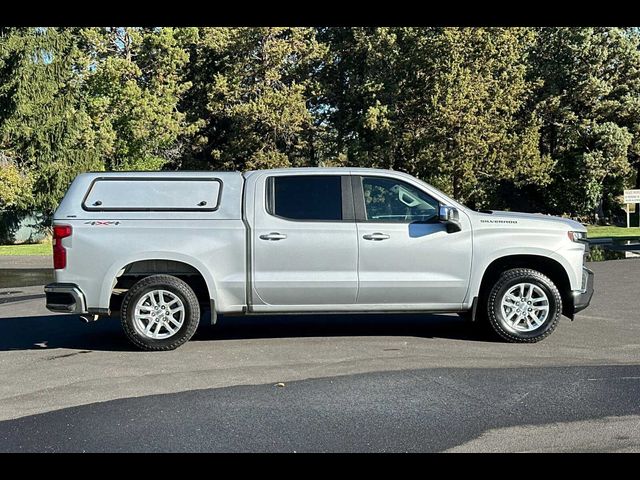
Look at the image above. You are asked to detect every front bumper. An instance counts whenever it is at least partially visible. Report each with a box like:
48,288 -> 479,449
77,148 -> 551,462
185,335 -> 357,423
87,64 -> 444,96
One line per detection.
572,267 -> 594,314
44,283 -> 88,314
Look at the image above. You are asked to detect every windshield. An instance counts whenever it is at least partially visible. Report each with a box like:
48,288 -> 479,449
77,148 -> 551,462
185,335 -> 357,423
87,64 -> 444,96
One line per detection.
411,176 -> 469,212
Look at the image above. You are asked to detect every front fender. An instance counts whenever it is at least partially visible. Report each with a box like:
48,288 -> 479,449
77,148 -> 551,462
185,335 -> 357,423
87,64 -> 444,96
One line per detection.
466,247 -> 579,303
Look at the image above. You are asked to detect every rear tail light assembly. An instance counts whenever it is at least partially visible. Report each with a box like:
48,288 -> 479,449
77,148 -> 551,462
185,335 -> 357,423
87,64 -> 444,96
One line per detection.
53,225 -> 72,269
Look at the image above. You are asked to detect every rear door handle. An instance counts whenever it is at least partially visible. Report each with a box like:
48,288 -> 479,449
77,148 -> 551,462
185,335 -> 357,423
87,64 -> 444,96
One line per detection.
259,232 -> 287,241
363,232 -> 390,241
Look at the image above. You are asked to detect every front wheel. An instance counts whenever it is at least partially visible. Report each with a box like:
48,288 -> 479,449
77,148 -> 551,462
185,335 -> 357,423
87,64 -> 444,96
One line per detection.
486,268 -> 562,343
121,274 -> 201,351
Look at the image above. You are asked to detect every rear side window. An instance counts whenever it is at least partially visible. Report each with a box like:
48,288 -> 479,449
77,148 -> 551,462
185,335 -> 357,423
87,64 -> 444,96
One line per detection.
267,175 -> 342,221
83,178 -> 222,211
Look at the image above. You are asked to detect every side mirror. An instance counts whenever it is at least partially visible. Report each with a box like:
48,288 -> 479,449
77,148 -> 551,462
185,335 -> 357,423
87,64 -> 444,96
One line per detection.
439,205 -> 462,233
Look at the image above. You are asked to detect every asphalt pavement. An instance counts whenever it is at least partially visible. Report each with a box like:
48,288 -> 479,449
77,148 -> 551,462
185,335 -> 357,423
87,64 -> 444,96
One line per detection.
0,258 -> 638,452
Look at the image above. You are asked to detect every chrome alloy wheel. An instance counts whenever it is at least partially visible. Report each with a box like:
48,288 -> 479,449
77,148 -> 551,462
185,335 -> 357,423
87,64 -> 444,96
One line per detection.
499,283 -> 549,332
133,289 -> 185,340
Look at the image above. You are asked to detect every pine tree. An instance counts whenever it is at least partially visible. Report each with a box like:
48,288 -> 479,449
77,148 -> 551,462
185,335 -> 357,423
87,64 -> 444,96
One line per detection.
0,27 -> 102,215
179,27 -> 327,171
317,27 -> 550,209
80,27 -> 195,171
532,27 -> 637,220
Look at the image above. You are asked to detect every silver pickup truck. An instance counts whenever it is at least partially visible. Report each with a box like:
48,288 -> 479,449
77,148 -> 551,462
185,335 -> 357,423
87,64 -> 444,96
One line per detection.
45,168 -> 594,350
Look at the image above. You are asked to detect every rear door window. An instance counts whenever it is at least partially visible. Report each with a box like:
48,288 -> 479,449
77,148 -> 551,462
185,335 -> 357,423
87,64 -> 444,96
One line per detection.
267,175 -> 343,221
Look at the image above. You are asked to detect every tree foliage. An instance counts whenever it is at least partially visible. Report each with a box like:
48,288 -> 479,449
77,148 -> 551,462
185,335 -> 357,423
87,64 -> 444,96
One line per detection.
0,27 -> 192,215
0,154 -> 32,209
179,27 -> 327,171
531,27 -> 639,218
1,27 -> 639,222
80,27 -> 195,170
0,27 -> 102,214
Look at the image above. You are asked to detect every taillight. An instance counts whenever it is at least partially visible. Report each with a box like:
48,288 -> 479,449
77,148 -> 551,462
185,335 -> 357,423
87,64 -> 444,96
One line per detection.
53,225 -> 72,269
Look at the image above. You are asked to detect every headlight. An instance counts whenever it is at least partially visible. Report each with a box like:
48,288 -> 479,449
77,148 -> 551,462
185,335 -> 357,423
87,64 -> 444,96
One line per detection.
568,231 -> 587,242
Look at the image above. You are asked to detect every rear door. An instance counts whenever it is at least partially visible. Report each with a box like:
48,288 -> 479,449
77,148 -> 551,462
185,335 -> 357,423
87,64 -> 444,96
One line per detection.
251,173 -> 358,308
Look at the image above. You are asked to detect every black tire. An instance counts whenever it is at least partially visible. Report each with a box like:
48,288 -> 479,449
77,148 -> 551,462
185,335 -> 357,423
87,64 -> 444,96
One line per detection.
486,268 -> 562,343
121,274 -> 201,351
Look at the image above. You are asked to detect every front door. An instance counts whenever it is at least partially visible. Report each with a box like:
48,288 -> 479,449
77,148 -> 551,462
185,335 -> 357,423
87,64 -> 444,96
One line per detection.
354,175 -> 472,309
251,174 -> 358,308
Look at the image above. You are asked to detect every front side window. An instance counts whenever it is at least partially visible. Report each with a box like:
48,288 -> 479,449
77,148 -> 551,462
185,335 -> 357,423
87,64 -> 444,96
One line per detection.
362,177 -> 439,223
268,175 -> 343,221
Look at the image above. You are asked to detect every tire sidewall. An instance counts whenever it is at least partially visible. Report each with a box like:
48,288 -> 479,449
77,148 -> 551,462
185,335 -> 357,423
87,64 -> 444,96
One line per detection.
488,271 -> 560,341
122,276 -> 200,350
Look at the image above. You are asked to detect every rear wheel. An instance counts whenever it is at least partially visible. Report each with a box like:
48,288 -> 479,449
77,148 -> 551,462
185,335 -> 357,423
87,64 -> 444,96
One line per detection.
121,274 -> 200,351
486,268 -> 562,343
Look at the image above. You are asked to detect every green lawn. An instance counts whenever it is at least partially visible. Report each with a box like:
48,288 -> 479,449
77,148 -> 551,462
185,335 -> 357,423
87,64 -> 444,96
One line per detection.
0,242 -> 51,256
587,225 -> 640,238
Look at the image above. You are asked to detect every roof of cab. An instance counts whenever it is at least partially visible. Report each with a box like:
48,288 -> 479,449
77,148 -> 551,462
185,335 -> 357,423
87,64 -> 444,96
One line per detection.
243,167 -> 401,177
76,167 -> 397,179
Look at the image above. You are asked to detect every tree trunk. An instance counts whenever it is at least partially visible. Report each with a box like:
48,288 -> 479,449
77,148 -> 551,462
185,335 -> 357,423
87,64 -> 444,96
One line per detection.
309,125 -> 316,166
595,196 -> 605,225
452,162 -> 462,201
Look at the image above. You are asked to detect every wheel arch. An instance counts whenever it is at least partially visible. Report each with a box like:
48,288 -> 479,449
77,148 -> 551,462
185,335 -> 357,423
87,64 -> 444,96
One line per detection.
99,252 -> 218,312
476,254 -> 573,318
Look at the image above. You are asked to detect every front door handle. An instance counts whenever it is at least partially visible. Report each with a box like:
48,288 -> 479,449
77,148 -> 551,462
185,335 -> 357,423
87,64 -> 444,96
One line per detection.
363,232 -> 390,241
259,232 -> 287,241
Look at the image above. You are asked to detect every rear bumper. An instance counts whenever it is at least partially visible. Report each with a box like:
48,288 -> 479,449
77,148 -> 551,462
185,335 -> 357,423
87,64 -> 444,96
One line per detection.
44,283 -> 88,314
572,267 -> 594,314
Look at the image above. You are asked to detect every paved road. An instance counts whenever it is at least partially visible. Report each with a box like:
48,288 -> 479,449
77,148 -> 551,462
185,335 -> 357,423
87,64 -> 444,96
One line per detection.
0,259 -> 638,452
1,365 -> 639,452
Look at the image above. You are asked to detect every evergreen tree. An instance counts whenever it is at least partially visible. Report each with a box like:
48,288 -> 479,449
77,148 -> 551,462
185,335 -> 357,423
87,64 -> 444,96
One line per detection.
80,27 -> 195,170
1,27 -> 639,223
532,27 -> 637,220
318,27 -> 550,209
179,27 -> 327,171
0,27 -> 102,215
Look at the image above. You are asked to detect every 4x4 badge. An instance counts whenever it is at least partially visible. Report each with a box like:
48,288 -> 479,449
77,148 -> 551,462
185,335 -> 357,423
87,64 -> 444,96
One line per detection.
84,221 -> 120,226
